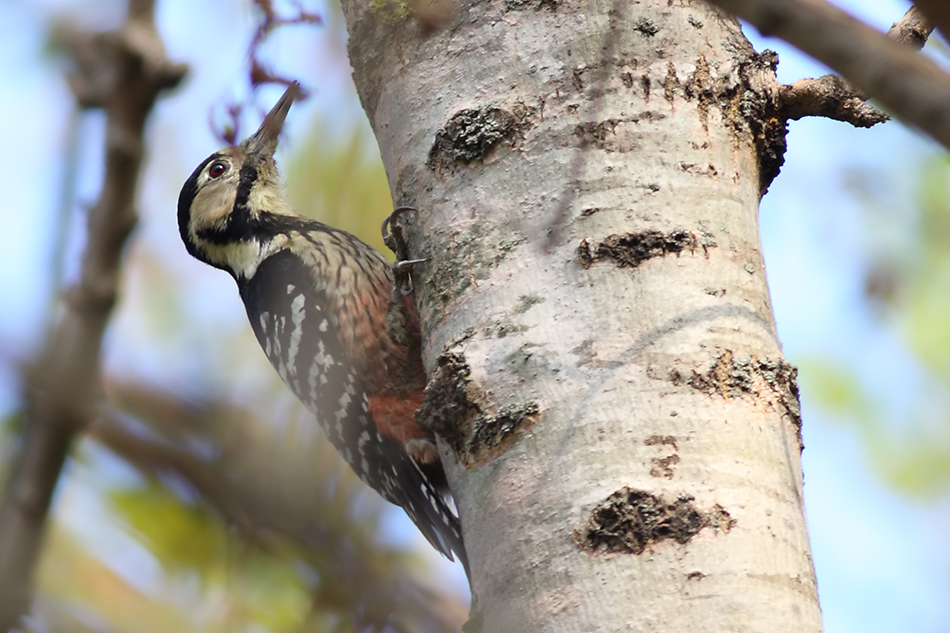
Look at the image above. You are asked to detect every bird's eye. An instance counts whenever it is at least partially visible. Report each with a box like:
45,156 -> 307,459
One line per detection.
208,161 -> 228,179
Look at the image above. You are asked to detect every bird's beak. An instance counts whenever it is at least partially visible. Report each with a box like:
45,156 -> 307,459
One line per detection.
243,81 -> 301,159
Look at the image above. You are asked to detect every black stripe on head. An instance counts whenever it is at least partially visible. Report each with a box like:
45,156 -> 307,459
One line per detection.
234,161 -> 259,211
192,160 -> 271,246
194,204 -> 330,249
199,160 -> 263,244
196,162 -> 262,251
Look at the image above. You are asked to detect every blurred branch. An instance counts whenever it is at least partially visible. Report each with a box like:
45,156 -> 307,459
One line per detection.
213,0 -> 322,144
708,0 -> 950,147
0,1 -> 185,629
248,0 -> 322,89
97,381 -> 466,631
46,107 -> 82,339
778,6 -> 934,128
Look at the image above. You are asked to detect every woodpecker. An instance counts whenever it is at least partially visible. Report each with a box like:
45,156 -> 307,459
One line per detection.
177,83 -> 466,572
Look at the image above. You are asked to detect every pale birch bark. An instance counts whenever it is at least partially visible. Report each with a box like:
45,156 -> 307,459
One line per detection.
340,1 -> 821,631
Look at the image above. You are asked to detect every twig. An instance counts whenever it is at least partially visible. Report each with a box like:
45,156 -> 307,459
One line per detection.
707,0 -> 950,148
779,75 -> 889,127
213,0 -> 322,144
0,1 -> 185,628
911,0 -> 950,48
777,6 -> 934,127
889,6 -> 934,49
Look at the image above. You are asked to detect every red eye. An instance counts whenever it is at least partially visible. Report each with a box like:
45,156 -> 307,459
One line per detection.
208,161 -> 228,178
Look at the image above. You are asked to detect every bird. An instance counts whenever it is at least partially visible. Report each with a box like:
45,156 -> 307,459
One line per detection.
176,82 -> 467,573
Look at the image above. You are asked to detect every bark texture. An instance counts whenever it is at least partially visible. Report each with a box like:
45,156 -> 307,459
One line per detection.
340,1 -> 821,631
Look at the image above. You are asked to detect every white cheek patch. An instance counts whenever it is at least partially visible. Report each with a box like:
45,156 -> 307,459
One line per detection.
190,177 -> 238,235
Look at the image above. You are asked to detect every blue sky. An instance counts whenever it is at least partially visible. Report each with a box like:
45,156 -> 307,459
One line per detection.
748,2 -> 950,630
0,0 -> 948,630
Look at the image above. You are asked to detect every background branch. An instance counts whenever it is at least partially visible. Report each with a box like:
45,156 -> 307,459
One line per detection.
0,1 -> 185,628
708,0 -> 950,148
95,380 -> 466,631
912,0 -> 950,47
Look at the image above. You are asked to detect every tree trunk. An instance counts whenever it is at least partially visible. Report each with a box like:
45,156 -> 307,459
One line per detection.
340,1 -> 822,631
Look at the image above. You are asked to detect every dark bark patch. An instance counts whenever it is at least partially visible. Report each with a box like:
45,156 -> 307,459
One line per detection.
645,434 -> 678,450
468,401 -> 540,459
573,118 -> 619,148
578,229 -> 698,270
734,50 -> 787,196
646,435 -> 680,478
504,0 -> 557,10
484,319 -> 528,338
634,17 -> 659,36
514,294 -> 544,314
650,454 -> 680,479
572,67 -> 585,92
685,54 -> 713,131
678,162 -> 718,178
416,351 -> 541,467
752,114 -> 787,195
427,104 -> 535,172
669,351 -> 803,450
575,488 -> 734,555
663,61 -> 678,105
416,352 -> 481,453
643,435 -> 676,450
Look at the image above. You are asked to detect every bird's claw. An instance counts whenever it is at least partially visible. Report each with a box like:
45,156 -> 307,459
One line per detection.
393,258 -> 427,271
392,258 -> 427,296
384,206 -> 422,296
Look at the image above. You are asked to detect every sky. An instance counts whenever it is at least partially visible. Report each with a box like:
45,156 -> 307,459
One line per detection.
747,3 -> 950,631
0,0 -> 948,631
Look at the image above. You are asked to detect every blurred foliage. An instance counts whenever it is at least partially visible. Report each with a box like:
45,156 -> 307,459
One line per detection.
803,156 -> 950,497
0,412 -> 23,499
285,121 -> 394,256
110,483 -> 225,574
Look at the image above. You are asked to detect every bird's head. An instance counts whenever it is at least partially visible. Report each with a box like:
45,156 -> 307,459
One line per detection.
177,82 -> 301,278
